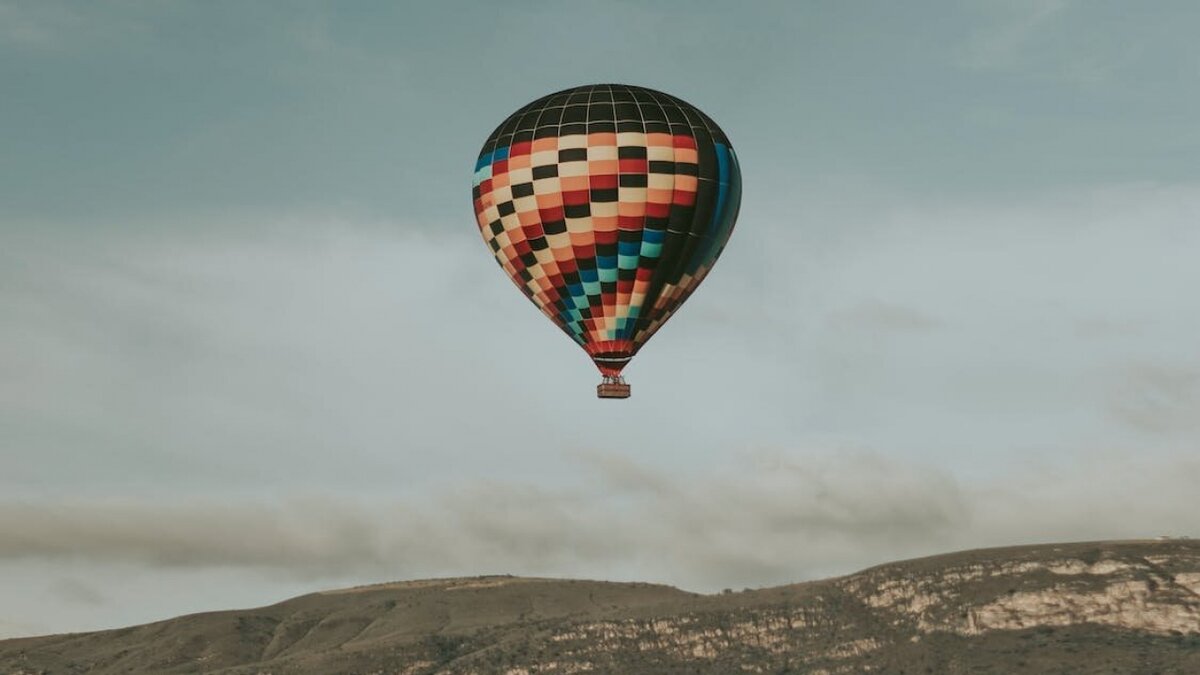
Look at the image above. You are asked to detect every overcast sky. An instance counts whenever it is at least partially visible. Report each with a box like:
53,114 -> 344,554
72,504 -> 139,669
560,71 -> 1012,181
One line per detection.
2,0 -> 1199,638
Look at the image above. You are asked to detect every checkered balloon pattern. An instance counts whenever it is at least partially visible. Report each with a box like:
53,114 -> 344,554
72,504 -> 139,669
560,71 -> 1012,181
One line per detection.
472,84 -> 741,378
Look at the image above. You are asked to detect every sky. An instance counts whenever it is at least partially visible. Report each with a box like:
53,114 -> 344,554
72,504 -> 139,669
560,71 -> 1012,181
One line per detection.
2,0 -> 1199,638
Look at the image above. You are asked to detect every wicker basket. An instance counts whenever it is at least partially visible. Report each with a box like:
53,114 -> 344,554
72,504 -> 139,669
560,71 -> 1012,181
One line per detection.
597,382 -> 631,399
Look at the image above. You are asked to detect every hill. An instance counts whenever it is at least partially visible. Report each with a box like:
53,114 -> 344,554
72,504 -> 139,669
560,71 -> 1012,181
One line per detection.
2,540 -> 1199,673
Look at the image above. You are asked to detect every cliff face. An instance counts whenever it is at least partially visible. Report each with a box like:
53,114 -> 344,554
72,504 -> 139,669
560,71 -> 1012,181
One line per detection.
2,540 -> 1199,674
843,542 -> 1200,637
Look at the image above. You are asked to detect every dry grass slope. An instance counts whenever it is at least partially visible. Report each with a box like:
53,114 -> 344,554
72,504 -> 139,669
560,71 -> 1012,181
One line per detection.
2,541 -> 1199,674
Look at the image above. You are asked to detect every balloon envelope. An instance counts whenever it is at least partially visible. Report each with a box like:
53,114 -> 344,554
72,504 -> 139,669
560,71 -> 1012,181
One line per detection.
471,84 -> 741,390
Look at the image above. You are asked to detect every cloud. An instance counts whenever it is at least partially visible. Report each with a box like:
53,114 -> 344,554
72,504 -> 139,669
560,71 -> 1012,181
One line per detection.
0,618 -> 44,640
0,1 -> 147,51
0,218 -> 586,493
828,299 -> 941,333
0,497 -> 399,575
1072,316 -> 1143,340
0,1 -> 80,48
953,1 -> 1171,87
1,448 -> 1196,592
0,451 -> 956,587
47,578 -> 108,607
957,0 -> 1071,72
1108,363 -> 1200,435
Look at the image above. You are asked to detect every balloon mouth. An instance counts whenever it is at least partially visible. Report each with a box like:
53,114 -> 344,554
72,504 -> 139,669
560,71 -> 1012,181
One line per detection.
585,340 -> 635,377
592,356 -> 630,378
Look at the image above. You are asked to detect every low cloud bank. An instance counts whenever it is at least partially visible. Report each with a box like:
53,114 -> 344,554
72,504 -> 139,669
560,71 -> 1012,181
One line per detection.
2,449 -> 1195,591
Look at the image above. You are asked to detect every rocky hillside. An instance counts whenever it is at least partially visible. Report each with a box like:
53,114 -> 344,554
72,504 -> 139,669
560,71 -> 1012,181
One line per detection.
2,540 -> 1199,674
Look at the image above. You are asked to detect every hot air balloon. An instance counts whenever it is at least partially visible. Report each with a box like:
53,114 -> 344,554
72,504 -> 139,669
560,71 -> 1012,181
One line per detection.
471,84 -> 741,398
